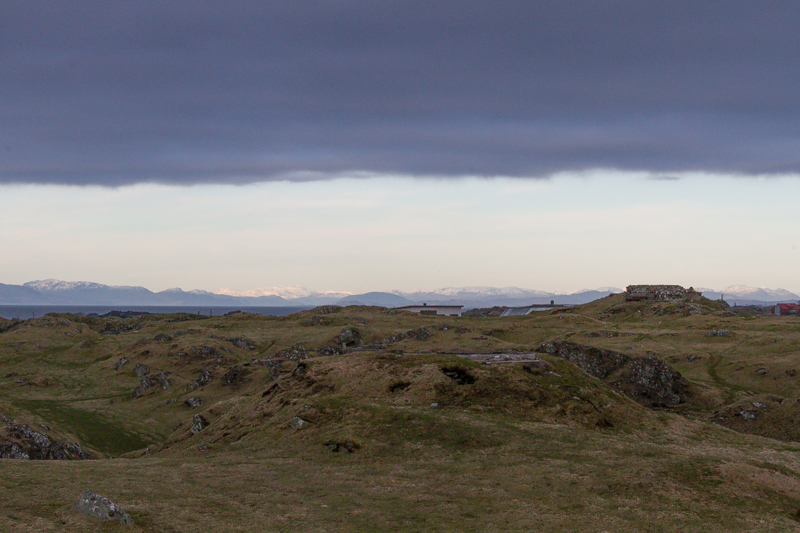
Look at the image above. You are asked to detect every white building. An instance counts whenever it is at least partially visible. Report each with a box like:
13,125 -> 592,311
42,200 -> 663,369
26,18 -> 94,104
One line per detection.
395,303 -> 463,317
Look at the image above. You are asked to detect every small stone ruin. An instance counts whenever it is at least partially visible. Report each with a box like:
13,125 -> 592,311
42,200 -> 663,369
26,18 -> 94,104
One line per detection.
625,285 -> 702,302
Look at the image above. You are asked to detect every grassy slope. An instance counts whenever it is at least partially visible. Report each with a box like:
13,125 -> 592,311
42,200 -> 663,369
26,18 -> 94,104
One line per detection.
0,298 -> 800,531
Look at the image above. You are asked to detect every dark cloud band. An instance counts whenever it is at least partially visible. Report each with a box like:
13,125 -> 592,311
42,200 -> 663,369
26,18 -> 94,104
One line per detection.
2,1 -> 798,185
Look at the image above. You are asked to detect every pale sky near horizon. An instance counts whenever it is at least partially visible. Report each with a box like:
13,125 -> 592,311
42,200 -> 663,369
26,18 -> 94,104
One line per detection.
2,171 -> 798,294
2,2 -> 799,294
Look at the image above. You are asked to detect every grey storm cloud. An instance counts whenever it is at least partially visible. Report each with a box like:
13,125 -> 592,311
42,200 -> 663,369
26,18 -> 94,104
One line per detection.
1,1 -> 799,185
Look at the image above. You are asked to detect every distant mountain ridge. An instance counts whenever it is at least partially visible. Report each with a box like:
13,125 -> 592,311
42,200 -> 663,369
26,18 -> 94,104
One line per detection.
216,286 -> 352,301
1,280 -> 620,308
699,286 -> 800,306
0,280 -> 797,309
1,279 -> 288,306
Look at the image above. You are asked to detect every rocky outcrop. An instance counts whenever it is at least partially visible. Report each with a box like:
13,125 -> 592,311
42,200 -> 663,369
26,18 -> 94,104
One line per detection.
191,414 -> 207,434
274,345 -> 308,361
1,422 -> 89,460
132,371 -> 170,397
132,377 -> 150,397
72,491 -> 133,525
225,337 -> 255,350
190,345 -> 224,358
155,371 -> 170,390
316,344 -> 343,356
221,366 -> 249,387
186,369 -> 212,391
197,368 -> 212,386
185,396 -> 202,408
539,341 -> 690,408
337,328 -> 360,347
302,315 -> 329,326
0,442 -> 30,459
539,341 -> 627,380
370,327 -> 433,348
611,356 -> 689,407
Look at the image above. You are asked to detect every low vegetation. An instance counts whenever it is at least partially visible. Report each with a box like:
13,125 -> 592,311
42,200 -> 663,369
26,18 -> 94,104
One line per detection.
1,294 -> 800,531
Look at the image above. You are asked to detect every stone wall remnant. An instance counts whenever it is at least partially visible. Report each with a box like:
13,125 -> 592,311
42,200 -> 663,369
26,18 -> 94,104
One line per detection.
625,285 -> 702,302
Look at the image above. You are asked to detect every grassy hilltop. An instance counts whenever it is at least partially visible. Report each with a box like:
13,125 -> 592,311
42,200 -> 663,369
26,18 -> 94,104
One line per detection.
2,294 -> 800,531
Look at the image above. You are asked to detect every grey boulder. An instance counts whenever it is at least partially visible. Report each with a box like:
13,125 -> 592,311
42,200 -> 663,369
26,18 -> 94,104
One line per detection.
72,491 -> 133,525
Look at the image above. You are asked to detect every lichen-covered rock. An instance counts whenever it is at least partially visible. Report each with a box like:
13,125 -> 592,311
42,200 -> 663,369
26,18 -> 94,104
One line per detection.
1,424 -> 88,460
132,371 -> 170,396
114,358 -> 128,370
609,356 -> 689,407
274,345 -> 308,360
132,376 -> 151,397
72,491 -> 133,525
156,371 -> 170,390
372,326 -> 434,347
0,442 -> 30,459
407,327 -> 431,341
291,416 -> 308,429
191,414 -> 207,434
134,363 -> 150,377
185,396 -> 202,408
190,345 -> 224,358
316,344 -> 343,356
225,337 -> 255,350
199,368 -> 212,385
337,328 -> 359,346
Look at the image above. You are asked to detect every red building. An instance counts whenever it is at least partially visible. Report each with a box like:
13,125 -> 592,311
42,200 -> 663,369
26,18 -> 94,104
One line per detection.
773,303 -> 800,316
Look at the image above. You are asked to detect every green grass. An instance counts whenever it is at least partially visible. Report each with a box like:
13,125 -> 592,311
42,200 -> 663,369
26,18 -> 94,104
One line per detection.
1,298 -> 800,530
12,399 -> 153,455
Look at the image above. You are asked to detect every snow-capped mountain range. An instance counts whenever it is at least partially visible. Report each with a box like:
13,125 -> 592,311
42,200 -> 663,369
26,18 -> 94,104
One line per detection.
217,286 -> 353,300
0,280 -> 797,308
698,286 -> 800,303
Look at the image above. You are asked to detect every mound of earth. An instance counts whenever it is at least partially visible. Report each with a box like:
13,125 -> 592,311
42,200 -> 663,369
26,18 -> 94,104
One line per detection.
159,351 -> 651,455
584,294 -> 728,318
713,394 -> 800,442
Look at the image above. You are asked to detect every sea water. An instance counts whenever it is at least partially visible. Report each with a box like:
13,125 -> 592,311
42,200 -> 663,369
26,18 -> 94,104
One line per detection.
0,305 -> 313,320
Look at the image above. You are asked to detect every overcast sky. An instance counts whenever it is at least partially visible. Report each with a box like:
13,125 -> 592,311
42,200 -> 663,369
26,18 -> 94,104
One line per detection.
1,2 -> 798,293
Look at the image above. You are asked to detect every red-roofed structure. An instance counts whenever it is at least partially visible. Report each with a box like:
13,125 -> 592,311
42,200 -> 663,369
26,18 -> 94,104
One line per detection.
773,303 -> 800,316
